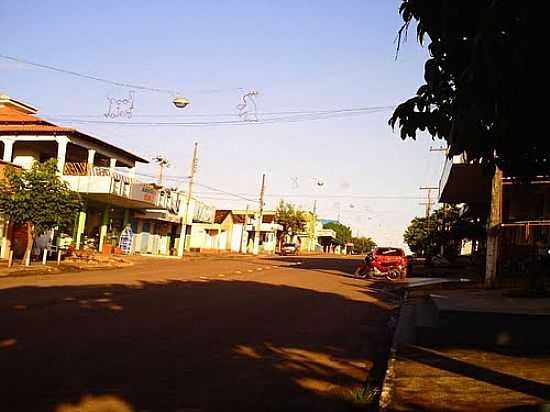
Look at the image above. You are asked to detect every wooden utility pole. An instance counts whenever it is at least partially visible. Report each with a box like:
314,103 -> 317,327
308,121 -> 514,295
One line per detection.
177,143 -> 198,257
485,166 -> 503,288
154,155 -> 170,186
419,186 -> 438,229
252,174 -> 266,256
240,204 -> 249,254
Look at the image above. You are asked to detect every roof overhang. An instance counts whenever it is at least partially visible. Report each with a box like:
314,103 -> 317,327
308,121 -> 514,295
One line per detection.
439,163 -> 491,204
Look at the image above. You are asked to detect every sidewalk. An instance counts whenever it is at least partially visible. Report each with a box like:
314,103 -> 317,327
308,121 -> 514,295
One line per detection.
380,281 -> 550,412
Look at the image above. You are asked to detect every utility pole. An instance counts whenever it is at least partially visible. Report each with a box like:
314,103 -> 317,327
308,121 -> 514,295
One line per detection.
177,143 -> 198,257
240,204 -> 249,254
419,186 -> 438,237
153,155 -> 170,186
311,200 -> 318,252
252,174 -> 266,256
485,166 -> 503,288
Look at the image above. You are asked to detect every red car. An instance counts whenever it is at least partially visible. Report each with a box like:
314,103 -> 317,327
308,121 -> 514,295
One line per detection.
371,247 -> 408,276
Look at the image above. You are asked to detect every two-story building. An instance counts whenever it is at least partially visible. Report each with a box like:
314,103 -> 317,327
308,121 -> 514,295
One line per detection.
439,154 -> 550,284
0,94 -> 218,258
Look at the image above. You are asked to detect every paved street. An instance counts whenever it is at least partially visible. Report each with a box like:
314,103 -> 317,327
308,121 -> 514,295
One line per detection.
0,255 -> 398,412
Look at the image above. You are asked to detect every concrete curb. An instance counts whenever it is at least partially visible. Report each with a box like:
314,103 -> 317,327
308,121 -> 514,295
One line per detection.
378,289 -> 409,412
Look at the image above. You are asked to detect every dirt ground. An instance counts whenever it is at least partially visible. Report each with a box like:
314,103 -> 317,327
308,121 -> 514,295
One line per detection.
0,255 -> 400,412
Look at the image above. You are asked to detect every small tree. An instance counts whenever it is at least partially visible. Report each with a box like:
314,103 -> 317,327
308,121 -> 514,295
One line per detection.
275,201 -> 307,249
323,222 -> 352,245
0,159 -> 81,265
351,236 -> 376,254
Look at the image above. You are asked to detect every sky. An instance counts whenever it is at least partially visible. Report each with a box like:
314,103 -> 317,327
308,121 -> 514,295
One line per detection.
1,0 -> 445,249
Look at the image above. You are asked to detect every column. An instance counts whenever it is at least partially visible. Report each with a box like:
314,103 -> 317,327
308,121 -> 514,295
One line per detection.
128,166 -> 136,179
109,158 -> 117,172
75,207 -> 87,250
56,136 -> 69,174
122,208 -> 130,229
485,166 -> 503,288
1,136 -> 15,162
87,149 -> 96,175
98,204 -> 110,252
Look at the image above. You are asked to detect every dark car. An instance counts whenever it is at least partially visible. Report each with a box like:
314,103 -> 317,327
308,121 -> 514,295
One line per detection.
281,243 -> 298,256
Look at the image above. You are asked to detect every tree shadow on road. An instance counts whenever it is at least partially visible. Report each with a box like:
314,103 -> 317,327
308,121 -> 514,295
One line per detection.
0,276 -> 395,412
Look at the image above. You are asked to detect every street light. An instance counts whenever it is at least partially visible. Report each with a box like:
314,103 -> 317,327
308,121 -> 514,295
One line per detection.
172,97 -> 195,258
173,96 -> 190,109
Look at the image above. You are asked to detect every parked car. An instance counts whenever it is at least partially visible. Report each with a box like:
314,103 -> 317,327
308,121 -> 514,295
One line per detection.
371,247 -> 408,277
281,243 -> 298,256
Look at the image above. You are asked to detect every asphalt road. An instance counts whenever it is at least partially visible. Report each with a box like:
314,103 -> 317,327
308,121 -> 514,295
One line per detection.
0,255 -> 399,412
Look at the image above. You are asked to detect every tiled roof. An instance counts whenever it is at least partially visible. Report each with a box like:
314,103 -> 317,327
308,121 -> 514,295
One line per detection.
0,99 -> 149,164
214,210 -> 231,224
0,124 -> 76,133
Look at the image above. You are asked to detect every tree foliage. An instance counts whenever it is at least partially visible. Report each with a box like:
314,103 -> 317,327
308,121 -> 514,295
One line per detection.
389,2 -> 539,176
351,236 -> 376,254
0,160 -> 82,262
403,205 -> 471,257
323,222 -> 352,245
275,201 -> 307,234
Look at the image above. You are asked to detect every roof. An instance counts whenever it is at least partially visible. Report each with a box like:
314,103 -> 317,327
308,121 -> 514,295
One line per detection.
214,210 -> 232,224
0,95 -> 149,164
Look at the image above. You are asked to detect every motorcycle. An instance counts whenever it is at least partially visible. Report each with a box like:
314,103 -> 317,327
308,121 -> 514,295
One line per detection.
354,253 -> 406,281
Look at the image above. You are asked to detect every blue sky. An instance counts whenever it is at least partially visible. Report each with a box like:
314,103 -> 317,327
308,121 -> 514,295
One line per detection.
1,0 -> 445,248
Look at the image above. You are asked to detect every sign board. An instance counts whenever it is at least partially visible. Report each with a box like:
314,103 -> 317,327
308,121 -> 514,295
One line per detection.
193,199 -> 215,223
130,183 -> 157,204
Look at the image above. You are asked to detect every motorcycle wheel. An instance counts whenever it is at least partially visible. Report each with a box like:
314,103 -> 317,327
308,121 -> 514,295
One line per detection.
386,269 -> 400,281
354,265 -> 369,279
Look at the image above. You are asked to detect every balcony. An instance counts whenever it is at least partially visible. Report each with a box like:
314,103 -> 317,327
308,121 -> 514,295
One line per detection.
62,163 -> 161,209
439,155 -> 491,204
245,223 -> 284,232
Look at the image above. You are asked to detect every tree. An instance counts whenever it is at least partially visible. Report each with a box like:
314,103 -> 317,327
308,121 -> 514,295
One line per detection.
0,159 -> 82,265
403,205 -> 464,257
403,216 -> 432,256
275,201 -> 307,248
323,222 -> 352,245
351,236 -> 376,254
389,2 -> 539,176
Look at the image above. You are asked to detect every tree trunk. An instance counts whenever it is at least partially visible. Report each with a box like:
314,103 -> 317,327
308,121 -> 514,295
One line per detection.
22,222 -> 34,266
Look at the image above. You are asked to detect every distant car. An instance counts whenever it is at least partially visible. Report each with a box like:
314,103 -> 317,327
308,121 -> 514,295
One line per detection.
281,243 -> 298,256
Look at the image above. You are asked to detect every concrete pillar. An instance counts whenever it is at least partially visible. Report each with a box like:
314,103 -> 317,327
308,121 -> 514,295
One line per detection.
1,136 -> 15,162
485,166 -> 503,288
128,166 -> 136,179
122,208 -> 130,229
75,208 -> 87,250
87,149 -> 96,175
109,158 -> 117,172
56,136 -> 69,174
99,205 -> 110,251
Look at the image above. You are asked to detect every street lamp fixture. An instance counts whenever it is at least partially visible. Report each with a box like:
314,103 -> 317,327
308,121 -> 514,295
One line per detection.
173,96 -> 190,109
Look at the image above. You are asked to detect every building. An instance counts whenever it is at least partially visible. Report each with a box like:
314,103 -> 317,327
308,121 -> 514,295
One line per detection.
0,94 -> 218,258
439,154 -> 550,284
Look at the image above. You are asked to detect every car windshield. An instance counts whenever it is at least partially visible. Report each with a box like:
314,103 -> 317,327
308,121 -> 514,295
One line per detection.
375,248 -> 404,257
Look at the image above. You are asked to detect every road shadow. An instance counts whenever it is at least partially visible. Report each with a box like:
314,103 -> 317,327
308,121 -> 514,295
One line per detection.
261,256 -> 365,277
0,276 -> 395,412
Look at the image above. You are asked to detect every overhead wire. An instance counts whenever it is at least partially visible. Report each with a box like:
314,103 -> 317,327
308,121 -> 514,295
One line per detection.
0,53 -> 244,95
45,106 -> 393,127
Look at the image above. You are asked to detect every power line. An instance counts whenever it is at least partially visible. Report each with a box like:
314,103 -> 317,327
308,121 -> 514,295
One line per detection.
0,53 -> 244,95
192,191 -> 423,200
37,107 -> 395,119
46,106 -> 392,127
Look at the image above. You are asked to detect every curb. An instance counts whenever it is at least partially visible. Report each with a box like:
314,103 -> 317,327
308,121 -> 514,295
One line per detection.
378,289 -> 409,411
